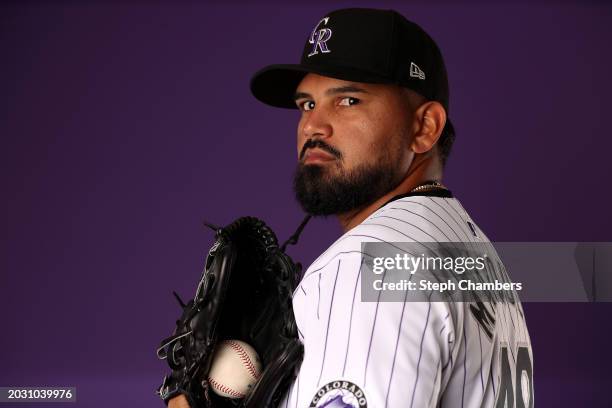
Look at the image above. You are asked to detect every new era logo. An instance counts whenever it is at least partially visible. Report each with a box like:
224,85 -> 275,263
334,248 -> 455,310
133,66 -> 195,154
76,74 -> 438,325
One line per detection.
410,62 -> 425,80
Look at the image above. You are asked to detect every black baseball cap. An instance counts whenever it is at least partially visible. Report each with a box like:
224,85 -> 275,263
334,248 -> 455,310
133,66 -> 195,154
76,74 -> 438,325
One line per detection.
250,8 -> 453,133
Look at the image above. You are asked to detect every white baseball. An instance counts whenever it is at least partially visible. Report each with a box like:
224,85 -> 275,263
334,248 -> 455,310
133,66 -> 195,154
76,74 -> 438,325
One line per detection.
206,339 -> 262,399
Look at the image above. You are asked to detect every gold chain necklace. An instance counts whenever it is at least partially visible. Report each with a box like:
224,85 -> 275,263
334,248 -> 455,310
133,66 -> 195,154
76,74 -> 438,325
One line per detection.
410,181 -> 446,193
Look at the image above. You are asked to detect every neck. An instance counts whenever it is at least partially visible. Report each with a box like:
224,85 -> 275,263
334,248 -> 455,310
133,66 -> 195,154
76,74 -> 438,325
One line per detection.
336,154 -> 442,232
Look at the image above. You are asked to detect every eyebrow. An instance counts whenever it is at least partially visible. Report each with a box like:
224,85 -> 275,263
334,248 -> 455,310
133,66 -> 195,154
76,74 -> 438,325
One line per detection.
293,85 -> 369,101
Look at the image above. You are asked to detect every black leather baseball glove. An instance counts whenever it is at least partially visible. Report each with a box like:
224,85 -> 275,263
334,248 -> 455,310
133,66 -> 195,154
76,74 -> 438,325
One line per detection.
156,216 -> 309,408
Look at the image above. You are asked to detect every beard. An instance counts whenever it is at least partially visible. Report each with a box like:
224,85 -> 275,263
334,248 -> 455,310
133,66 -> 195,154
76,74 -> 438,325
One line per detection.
293,151 -> 404,216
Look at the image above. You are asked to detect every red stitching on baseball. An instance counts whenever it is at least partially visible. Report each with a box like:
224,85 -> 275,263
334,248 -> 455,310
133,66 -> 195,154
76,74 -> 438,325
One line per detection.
225,340 -> 260,380
208,377 -> 245,398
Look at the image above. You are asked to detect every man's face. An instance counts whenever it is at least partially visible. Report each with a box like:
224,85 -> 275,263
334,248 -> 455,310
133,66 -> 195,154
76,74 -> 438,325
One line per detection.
293,73 -> 417,216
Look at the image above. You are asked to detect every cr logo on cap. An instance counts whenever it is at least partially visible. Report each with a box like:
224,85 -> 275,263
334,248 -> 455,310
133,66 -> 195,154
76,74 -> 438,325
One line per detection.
308,17 -> 333,57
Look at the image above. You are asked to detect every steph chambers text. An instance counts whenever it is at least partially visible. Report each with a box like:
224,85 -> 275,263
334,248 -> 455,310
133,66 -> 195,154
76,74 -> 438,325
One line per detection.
372,279 -> 523,292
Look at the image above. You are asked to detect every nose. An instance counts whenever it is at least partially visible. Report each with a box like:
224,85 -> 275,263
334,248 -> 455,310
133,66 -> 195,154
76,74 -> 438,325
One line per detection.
300,106 -> 333,140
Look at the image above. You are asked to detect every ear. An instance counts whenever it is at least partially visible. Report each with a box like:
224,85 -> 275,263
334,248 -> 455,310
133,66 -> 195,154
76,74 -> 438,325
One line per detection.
410,101 -> 446,154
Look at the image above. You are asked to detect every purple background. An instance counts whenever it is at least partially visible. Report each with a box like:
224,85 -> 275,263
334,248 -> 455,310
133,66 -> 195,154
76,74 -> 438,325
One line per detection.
1,1 -> 611,406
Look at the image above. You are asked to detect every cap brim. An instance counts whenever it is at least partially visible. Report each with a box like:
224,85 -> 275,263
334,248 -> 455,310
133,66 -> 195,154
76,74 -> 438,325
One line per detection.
250,63 -> 397,109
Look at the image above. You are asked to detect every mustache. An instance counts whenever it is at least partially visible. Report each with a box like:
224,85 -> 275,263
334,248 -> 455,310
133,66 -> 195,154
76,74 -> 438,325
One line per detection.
299,139 -> 342,161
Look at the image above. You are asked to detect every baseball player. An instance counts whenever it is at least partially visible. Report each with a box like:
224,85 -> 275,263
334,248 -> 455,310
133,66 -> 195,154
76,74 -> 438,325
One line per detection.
168,7 -> 533,408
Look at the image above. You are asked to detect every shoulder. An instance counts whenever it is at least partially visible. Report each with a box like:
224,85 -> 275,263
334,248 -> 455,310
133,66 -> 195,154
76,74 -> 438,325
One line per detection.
354,196 -> 482,243
306,196 -> 484,271
298,196 -> 490,290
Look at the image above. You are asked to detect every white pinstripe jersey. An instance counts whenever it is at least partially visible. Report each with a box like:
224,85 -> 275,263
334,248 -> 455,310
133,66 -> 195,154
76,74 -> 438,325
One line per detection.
280,192 -> 533,408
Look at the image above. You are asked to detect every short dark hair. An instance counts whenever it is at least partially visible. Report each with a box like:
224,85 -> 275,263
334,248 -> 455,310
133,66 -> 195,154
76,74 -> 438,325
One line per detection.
437,121 -> 455,167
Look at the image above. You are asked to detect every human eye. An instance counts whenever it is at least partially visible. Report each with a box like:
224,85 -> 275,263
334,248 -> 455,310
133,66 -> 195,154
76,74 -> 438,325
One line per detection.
338,96 -> 360,107
298,100 -> 315,111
